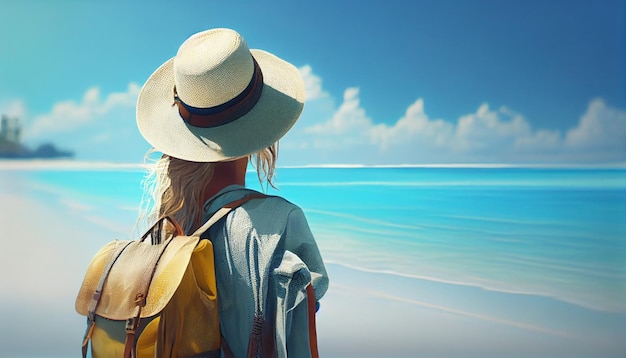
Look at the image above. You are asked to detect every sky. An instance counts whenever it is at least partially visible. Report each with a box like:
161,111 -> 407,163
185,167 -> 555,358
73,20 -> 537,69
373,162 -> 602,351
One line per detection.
0,0 -> 624,165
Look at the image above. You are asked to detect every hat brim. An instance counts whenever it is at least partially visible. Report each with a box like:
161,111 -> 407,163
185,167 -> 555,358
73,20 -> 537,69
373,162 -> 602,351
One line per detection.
136,49 -> 305,162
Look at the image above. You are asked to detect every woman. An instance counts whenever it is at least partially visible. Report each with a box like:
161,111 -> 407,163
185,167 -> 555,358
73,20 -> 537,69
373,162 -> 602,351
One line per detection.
136,28 -> 328,357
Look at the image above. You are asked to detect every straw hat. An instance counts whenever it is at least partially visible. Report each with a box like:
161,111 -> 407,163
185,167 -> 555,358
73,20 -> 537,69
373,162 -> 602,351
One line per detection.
136,28 -> 305,162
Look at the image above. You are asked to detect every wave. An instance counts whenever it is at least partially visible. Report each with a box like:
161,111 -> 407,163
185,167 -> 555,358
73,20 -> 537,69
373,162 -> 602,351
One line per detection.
444,214 -> 573,227
306,209 -> 427,231
308,209 -> 615,244
331,282 -> 574,338
325,260 -> 626,313
326,259 -> 543,295
493,253 -> 626,280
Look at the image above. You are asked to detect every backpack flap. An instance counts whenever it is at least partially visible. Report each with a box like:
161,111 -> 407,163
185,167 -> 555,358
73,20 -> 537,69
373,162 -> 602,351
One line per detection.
76,234 -> 200,319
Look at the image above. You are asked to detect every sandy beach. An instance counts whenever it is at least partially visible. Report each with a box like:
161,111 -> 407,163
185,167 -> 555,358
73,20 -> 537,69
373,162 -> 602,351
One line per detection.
1,168 -> 624,358
317,264 -> 625,358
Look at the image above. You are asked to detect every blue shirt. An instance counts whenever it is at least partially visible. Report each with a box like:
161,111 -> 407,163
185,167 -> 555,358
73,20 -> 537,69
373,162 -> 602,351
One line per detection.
201,185 -> 329,358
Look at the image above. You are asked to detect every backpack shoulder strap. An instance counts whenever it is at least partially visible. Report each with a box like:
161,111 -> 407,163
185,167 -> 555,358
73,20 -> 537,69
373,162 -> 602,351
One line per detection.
191,193 -> 267,237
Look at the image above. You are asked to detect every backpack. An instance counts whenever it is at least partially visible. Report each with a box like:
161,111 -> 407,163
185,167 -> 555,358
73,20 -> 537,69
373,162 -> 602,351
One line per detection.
75,195 -> 261,358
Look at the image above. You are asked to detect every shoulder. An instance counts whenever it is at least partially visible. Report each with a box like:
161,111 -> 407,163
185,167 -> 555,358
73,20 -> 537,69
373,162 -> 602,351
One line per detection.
249,194 -> 302,215
236,194 -> 307,232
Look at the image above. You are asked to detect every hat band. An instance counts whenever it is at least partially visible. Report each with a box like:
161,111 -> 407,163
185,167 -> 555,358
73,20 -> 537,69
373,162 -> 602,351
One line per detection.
173,59 -> 264,128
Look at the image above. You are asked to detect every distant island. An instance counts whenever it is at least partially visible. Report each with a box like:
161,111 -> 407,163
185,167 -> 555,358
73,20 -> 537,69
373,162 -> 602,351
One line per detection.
0,115 -> 74,159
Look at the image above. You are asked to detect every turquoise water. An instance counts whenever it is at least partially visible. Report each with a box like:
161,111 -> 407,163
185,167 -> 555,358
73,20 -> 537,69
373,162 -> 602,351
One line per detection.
22,166 -> 626,314
2,164 -> 624,357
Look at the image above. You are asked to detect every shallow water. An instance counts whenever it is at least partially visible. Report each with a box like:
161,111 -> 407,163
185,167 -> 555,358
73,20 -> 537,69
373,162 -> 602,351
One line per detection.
21,165 -> 626,313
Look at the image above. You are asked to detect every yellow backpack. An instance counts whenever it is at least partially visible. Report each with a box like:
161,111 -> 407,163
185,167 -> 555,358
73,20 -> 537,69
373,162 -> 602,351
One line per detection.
75,196 -> 258,358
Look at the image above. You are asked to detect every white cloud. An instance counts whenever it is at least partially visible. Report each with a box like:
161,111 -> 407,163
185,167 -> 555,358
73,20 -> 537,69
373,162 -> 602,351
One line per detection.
454,104 -> 528,152
7,66 -> 625,165
371,98 -> 454,152
14,83 -> 148,162
564,99 -> 626,157
305,88 -> 373,145
299,65 -> 329,101
281,69 -> 626,165
25,83 -> 140,139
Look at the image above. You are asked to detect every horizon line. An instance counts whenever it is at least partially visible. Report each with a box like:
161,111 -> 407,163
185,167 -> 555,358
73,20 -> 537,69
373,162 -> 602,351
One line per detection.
0,159 -> 625,171
277,162 -> 626,169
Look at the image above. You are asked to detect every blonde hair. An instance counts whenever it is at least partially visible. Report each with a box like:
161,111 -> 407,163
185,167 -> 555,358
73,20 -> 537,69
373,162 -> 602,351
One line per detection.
138,143 -> 278,234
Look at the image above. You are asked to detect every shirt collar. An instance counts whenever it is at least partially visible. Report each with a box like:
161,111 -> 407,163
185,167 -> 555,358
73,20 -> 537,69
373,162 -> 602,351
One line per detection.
201,184 -> 261,219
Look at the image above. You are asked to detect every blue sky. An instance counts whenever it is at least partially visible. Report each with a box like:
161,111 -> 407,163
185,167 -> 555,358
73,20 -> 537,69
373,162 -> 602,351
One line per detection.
0,0 -> 624,165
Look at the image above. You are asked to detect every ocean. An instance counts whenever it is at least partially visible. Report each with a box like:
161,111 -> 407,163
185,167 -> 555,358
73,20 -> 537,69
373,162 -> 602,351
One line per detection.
2,163 -> 625,357
25,165 -> 626,312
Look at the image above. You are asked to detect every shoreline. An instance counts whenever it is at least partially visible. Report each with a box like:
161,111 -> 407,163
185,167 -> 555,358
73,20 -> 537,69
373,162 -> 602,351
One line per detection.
323,259 -> 625,314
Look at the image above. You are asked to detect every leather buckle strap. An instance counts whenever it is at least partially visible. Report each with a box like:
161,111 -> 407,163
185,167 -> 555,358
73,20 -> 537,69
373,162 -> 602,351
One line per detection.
306,284 -> 319,358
